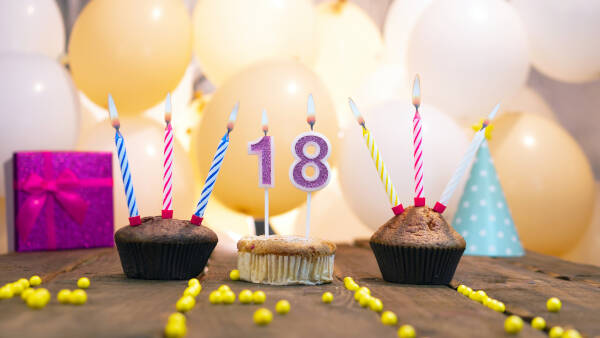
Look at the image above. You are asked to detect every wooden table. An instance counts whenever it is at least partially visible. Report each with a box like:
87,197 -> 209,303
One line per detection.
1,244 -> 599,337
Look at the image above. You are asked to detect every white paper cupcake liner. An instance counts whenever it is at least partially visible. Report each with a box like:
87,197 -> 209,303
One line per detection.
237,252 -> 334,285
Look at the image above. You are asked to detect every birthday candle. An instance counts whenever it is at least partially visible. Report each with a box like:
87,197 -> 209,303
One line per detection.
348,98 -> 404,215
191,103 -> 239,225
411,75 -> 425,206
433,104 -> 500,213
162,93 -> 174,219
108,94 -> 140,226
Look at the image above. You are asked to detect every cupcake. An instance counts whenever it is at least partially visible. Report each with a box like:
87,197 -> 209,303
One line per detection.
115,216 -> 218,280
237,235 -> 336,285
370,206 -> 465,285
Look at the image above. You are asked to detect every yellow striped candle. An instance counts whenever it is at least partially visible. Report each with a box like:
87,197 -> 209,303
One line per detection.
349,98 -> 404,215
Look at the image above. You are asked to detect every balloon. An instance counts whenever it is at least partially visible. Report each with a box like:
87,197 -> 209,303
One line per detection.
69,0 -> 192,114
353,63 -> 410,110
194,60 -> 337,218
562,182 -> 600,266
0,53 -> 80,197
77,118 -> 196,227
512,0 -> 600,83
313,1 -> 383,129
0,0 -> 65,59
192,0 -> 315,86
488,113 -> 595,255
339,100 -> 469,230
383,0 -> 433,65
406,0 -> 530,121
502,87 -> 555,121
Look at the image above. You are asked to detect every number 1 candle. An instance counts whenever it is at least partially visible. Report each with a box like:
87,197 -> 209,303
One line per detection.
248,109 -> 274,238
191,102 -> 239,225
108,94 -> 141,226
432,103 -> 500,213
411,75 -> 425,207
162,93 -> 174,219
348,98 -> 404,215
289,94 -> 332,238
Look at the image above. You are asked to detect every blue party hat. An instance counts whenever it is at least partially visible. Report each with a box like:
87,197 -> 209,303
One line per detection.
452,140 -> 524,257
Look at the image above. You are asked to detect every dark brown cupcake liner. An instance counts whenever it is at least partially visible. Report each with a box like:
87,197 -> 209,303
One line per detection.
369,242 -> 464,285
115,239 -> 217,280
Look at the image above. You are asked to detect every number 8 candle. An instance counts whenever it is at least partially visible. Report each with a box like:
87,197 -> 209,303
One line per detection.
191,103 -> 239,225
289,95 -> 332,238
108,94 -> 141,226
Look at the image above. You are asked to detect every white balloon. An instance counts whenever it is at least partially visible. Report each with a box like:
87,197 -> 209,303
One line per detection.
406,0 -> 530,121
193,0 -> 316,86
0,53 -> 80,197
313,1 -> 384,129
383,0 -> 433,65
0,0 -> 65,59
512,0 -> 600,83
77,118 -> 197,227
502,87 -> 555,121
339,101 -> 469,230
353,63 -> 410,109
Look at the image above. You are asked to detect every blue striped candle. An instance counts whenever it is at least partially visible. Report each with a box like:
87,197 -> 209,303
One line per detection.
191,103 -> 239,225
108,94 -> 141,226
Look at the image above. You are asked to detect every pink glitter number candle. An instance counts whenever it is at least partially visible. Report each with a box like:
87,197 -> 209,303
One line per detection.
412,75 -> 425,207
162,93 -> 174,219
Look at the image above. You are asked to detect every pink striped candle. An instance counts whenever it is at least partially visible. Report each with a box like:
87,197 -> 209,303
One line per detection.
162,93 -> 174,219
412,75 -> 425,207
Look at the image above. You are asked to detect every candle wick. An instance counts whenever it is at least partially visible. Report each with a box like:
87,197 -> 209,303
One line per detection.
263,130 -> 267,136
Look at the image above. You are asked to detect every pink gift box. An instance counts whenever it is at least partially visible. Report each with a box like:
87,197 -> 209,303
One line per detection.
13,151 -> 114,252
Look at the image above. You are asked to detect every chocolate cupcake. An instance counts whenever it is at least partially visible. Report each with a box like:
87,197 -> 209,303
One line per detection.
115,216 -> 218,280
370,206 -> 465,285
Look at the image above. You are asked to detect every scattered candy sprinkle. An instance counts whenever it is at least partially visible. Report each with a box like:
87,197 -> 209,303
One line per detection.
504,315 -> 523,334
321,292 -> 333,304
252,291 -> 266,304
77,277 -> 90,289
188,278 -> 200,287
222,290 -> 236,304
276,300 -> 291,314
70,289 -> 87,305
398,324 -> 416,338
57,289 -> 71,304
253,308 -> 273,326
381,311 -> 398,326
176,295 -> 195,312
239,289 -> 253,304
229,269 -> 240,281
548,326 -> 564,338
209,291 -> 222,304
368,298 -> 383,312
29,275 -> 42,287
531,317 -> 546,330
546,297 -> 561,312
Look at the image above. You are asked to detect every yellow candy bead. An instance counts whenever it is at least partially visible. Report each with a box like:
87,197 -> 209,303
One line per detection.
164,322 -> 187,338
176,295 -> 195,312
222,290 -> 236,304
218,284 -> 231,293
381,311 -> 398,326
343,277 -> 354,284
168,312 -> 187,324
70,289 -> 87,305
563,329 -> 582,338
57,289 -> 71,304
183,285 -> 200,298
463,287 -> 473,296
26,293 -> 47,309
253,308 -> 273,326
398,324 -> 416,338
0,286 -> 14,299
188,278 -> 200,287
548,326 -> 564,338
77,277 -> 90,289
209,290 -> 222,304
21,288 -> 35,301
482,297 -> 492,307
347,281 -> 360,291
504,315 -> 523,334
321,292 -> 334,304
36,288 -> 51,302
275,299 -> 291,314
358,287 -> 371,295
369,298 -> 383,312
18,278 -> 30,289
457,285 -> 467,294
359,294 -> 371,307
531,317 -> 546,330
252,290 -> 266,304
11,282 -> 24,295
29,275 -> 42,287
494,301 -> 506,313
239,289 -> 253,304
229,269 -> 240,281
354,290 -> 368,301
475,291 -> 487,303
546,297 -> 561,312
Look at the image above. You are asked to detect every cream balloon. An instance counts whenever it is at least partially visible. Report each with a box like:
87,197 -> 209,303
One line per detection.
353,63 -> 410,110
562,182 -> 600,266
406,0 -> 530,120
194,60 -> 337,218
512,0 -> 600,83
77,118 -> 196,227
502,87 -> 555,121
383,0 -> 433,65
192,0 -> 316,86
0,0 -> 65,59
339,101 -> 469,230
0,53 -> 80,197
488,113 -> 595,255
313,1 -> 384,129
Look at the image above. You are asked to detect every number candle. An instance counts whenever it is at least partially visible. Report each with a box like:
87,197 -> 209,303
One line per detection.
289,94 -> 332,238
432,104 -> 500,213
248,109 -> 274,238
411,75 -> 425,207
162,93 -> 174,219
191,103 -> 239,225
348,98 -> 404,215
108,94 -> 141,226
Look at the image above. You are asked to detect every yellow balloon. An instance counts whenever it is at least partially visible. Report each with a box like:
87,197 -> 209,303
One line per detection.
194,60 -> 337,217
488,113 -> 595,255
77,117 -> 197,227
69,0 -> 192,114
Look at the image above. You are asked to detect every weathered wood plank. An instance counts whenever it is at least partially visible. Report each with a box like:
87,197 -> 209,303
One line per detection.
504,251 -> 600,285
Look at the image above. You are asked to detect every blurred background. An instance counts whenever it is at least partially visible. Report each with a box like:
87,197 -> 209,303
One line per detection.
1,0 -> 599,266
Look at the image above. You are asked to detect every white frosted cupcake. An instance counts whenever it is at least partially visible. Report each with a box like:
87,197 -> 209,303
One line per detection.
236,235 -> 336,285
